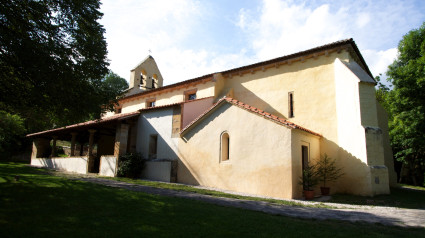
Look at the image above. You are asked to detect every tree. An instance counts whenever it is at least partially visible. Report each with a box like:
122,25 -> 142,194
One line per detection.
0,111 -> 26,158
386,22 -> 425,186
0,0 -> 112,133
103,71 -> 129,97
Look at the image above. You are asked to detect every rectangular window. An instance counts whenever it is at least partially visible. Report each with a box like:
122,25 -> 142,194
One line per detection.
149,134 -> 158,159
288,92 -> 294,118
188,93 -> 197,100
115,108 -> 122,114
146,98 -> 156,108
184,89 -> 197,101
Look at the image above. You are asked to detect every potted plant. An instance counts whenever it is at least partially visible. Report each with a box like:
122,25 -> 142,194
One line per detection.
299,163 -> 318,200
315,154 -> 344,195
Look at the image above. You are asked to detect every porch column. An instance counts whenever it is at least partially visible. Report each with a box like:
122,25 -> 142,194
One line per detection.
31,138 -> 50,160
87,129 -> 96,173
50,136 -> 58,158
88,130 -> 96,156
70,132 -> 78,156
114,123 -> 129,157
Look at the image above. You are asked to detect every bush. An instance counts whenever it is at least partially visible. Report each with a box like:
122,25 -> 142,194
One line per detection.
117,153 -> 145,179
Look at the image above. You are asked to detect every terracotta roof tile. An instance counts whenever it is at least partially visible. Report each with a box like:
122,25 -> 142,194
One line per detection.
180,97 -> 322,137
26,111 -> 141,137
26,101 -> 184,138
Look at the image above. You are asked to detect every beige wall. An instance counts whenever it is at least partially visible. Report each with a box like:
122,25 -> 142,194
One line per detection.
31,156 -> 88,174
117,81 -> 215,115
376,103 -> 397,186
334,58 -> 390,195
291,131 -> 321,198
179,103 -> 318,199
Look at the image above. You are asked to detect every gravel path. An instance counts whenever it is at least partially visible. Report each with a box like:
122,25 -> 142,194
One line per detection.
57,172 -> 425,228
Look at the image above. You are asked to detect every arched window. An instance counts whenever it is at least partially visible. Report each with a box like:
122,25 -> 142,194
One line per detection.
220,132 -> 230,162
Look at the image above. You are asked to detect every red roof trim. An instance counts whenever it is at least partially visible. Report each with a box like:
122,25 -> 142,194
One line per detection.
180,97 -> 322,137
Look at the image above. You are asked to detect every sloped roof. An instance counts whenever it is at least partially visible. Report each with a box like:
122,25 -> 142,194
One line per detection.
221,38 -> 373,79
119,38 -> 373,103
26,111 -> 141,138
339,59 -> 376,84
26,102 -> 184,138
131,55 -> 154,71
180,97 -> 321,137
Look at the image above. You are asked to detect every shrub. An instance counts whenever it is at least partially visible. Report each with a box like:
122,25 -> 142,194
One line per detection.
117,153 -> 145,179
299,163 -> 319,191
316,154 -> 344,187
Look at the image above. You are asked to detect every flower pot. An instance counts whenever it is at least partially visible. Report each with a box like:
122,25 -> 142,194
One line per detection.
320,187 -> 330,196
303,190 -> 315,200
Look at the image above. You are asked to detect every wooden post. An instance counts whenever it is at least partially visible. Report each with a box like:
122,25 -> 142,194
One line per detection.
70,132 -> 78,156
50,136 -> 58,158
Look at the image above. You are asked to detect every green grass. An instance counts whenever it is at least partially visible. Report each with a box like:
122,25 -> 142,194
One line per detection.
0,162 -> 424,237
328,185 -> 425,209
103,176 -> 333,208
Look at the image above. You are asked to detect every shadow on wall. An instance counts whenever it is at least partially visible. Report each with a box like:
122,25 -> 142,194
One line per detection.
310,138 -> 391,197
174,107 -> 229,186
233,84 -> 287,119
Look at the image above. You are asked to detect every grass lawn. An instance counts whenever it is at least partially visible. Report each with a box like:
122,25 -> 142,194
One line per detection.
328,186 -> 425,209
0,162 -> 424,237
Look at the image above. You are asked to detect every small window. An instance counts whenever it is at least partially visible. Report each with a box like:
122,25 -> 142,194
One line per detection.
288,92 -> 294,118
188,93 -> 196,101
184,89 -> 197,101
220,132 -> 230,162
148,134 -> 158,159
116,108 -> 122,114
146,98 -> 156,108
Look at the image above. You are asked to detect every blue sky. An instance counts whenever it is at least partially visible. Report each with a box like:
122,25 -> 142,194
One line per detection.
100,0 -> 425,85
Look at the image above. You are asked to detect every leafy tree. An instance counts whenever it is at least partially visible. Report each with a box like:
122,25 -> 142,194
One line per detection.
386,22 -> 425,186
103,71 -> 129,97
0,111 -> 26,158
0,0 -> 112,133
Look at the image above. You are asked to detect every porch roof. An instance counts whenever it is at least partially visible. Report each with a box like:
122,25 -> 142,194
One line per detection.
26,111 -> 140,139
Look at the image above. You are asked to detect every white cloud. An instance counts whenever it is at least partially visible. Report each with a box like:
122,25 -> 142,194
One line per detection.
99,0 -> 424,86
100,0 -> 203,83
362,48 -> 398,77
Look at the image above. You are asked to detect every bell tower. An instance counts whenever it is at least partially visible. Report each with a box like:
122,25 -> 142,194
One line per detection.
127,55 -> 164,96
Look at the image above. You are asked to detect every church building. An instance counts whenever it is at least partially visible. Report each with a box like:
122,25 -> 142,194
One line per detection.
28,39 -> 397,199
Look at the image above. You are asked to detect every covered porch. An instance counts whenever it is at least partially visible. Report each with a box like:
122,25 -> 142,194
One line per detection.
27,112 -> 140,176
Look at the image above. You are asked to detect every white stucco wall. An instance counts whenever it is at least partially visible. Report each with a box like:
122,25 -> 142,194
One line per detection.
136,108 -> 179,160
31,157 -> 88,174
99,156 -> 117,177
142,161 -> 172,182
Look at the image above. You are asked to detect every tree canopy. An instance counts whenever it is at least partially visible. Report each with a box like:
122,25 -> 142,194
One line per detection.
103,71 -> 129,97
0,0 -> 115,133
384,22 -> 425,185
